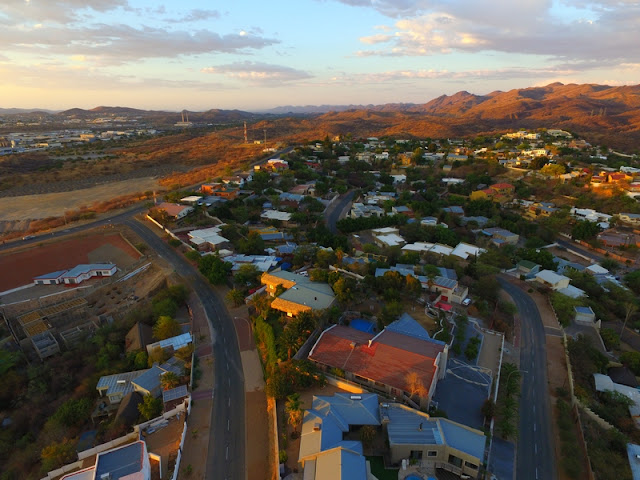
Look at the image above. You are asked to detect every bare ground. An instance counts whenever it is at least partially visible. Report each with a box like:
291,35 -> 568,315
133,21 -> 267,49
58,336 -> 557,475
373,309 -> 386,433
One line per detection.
0,176 -> 160,221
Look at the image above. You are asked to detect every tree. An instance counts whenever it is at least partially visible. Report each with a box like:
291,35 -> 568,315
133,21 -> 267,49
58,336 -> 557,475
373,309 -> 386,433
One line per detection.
540,163 -> 566,176
199,253 -> 232,285
481,399 -> 496,419
226,288 -> 246,307
234,264 -> 261,288
333,277 -> 356,304
625,270 -> 640,294
285,393 -> 304,433
238,231 -> 265,255
138,394 -> 163,421
52,397 -> 92,427
41,438 -> 77,472
360,425 -> 377,448
161,372 -> 180,390
153,316 -> 181,341
621,302 -> 638,340
571,220 -> 600,241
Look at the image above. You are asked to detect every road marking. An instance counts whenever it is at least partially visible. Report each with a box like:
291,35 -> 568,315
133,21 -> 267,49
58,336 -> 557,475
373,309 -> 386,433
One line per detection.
533,405 -> 536,414
226,362 -> 229,371
228,419 -> 230,431
226,446 -> 229,460
536,467 -> 538,479
228,397 -> 231,407
228,378 -> 231,387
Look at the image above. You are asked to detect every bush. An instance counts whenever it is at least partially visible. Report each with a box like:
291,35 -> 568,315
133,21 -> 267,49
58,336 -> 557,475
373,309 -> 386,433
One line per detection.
600,328 -> 620,350
168,238 -> 182,248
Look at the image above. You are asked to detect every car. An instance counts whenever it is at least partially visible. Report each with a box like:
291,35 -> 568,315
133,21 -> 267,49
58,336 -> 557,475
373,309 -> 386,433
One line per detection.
462,298 -> 472,306
22,235 -> 35,240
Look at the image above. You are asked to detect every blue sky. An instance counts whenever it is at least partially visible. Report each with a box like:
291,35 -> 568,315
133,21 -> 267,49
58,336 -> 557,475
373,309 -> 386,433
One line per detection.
1,0 -> 639,110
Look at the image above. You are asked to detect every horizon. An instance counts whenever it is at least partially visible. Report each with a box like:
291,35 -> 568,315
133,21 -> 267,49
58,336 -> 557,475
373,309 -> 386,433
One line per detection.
2,1 -> 640,110
4,81 -> 638,114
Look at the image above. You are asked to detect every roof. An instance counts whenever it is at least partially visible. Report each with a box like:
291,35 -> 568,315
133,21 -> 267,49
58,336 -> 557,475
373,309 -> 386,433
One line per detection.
97,370 -> 148,398
261,210 -> 292,221
433,276 -> 457,289
482,227 -> 518,238
63,263 -> 116,279
451,242 -> 485,260
125,322 -> 153,353
264,271 -> 336,312
491,183 -> 515,189
586,264 -> 609,274
95,441 -> 146,480
430,244 -> 454,256
517,260 -> 538,270
299,393 -> 379,480
535,270 -> 569,285
163,384 -> 189,403
383,403 -> 485,460
34,270 -> 67,280
557,285 -> 587,298
309,325 -> 445,397
627,444 -> 640,480
188,226 -> 229,246
609,367 -> 639,388
132,365 -> 165,393
442,206 -> 464,214
146,332 -> 192,354
574,306 -> 595,315
386,313 -> 443,344
156,202 -> 192,217
115,391 -> 144,425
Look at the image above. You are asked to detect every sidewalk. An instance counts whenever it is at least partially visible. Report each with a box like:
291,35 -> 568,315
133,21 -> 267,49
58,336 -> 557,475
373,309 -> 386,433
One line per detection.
178,294 -> 215,479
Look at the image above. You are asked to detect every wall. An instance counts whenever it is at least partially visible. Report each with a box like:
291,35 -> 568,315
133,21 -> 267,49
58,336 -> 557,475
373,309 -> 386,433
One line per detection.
325,374 -> 366,393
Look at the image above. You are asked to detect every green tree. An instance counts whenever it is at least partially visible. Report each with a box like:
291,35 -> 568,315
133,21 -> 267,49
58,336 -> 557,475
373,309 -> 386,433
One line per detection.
234,264 -> 261,288
226,288 -> 246,307
153,316 -> 181,341
41,438 -> 77,472
161,372 -> 180,390
199,253 -> 232,285
52,398 -> 92,427
285,393 -> 304,433
571,220 -> 600,241
138,394 -> 163,421
333,277 -> 356,304
238,231 -> 265,255
624,270 -> 640,294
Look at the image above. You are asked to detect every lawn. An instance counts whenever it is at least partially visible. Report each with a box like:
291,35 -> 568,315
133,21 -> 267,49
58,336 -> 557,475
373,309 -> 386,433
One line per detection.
367,456 -> 398,480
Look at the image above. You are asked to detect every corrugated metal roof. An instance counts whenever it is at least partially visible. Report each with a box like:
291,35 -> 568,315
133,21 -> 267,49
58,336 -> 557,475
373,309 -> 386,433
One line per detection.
163,384 -> 189,403
387,314 -> 443,344
627,444 -> 640,480
433,276 -> 457,289
97,370 -> 148,398
95,441 -> 145,480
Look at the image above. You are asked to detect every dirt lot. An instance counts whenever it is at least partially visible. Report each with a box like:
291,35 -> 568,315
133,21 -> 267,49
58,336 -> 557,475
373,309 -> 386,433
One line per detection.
0,176 -> 159,221
0,231 -> 141,291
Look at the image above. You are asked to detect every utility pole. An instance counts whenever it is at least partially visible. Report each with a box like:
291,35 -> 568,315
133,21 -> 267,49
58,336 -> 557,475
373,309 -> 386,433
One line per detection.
244,121 -> 248,144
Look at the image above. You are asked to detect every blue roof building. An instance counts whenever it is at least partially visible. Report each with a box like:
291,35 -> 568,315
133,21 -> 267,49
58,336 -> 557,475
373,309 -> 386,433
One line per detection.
383,403 -> 486,477
61,440 -> 150,480
298,393 -> 380,480
627,443 -> 640,480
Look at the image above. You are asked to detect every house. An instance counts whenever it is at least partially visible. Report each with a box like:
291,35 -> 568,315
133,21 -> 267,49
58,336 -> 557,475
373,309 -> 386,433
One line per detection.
222,175 -> 245,187
608,173 -> 632,184
261,209 -> 293,224
619,213 -> 640,225
309,315 -> 448,408
461,216 -> 489,228
534,270 -> 570,290
350,203 -> 385,219
61,441 -> 151,480
188,226 -> 230,251
450,243 -> 485,260
163,384 -> 190,411
594,373 -> 640,428
516,260 -> 541,278
96,370 -> 149,404
420,216 -> 438,227
146,332 -> 192,356
481,227 -> 519,247
574,306 -> 596,325
430,276 -> 468,305
180,195 -> 202,205
298,393 -> 380,480
392,205 -> 413,217
279,192 -> 305,207
33,264 -> 117,286
261,270 -> 336,317
125,322 -> 153,354
489,183 -> 515,195
585,264 -> 609,276
372,227 -> 405,248
384,403 -> 485,478
155,202 -> 194,219
628,444 -> 640,480
442,206 -> 464,216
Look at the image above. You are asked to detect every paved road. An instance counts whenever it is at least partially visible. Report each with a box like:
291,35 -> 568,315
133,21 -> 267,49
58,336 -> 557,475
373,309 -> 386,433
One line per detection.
555,238 -> 602,263
325,190 -> 355,233
124,218 -> 246,480
498,278 -> 556,480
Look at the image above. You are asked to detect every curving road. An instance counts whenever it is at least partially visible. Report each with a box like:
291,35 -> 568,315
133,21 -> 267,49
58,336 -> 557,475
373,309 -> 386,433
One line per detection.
325,190 -> 355,233
124,218 -> 245,480
498,278 -> 556,480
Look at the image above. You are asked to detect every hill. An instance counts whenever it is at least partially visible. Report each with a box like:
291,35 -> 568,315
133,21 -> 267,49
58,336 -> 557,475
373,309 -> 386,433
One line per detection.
249,82 -> 640,151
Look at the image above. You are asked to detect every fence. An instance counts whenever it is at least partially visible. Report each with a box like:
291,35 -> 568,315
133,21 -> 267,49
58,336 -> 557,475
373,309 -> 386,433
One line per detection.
269,396 -> 280,480
145,214 -> 195,251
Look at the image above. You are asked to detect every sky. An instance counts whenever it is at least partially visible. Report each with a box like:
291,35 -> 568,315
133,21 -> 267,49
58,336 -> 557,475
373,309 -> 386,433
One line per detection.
1,0 -> 640,111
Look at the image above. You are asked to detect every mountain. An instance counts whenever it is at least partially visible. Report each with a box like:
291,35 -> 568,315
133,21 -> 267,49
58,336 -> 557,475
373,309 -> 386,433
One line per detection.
0,108 -> 59,114
252,82 -> 640,151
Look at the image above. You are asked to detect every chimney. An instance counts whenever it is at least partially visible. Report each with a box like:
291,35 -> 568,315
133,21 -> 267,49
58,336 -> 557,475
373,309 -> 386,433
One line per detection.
418,422 -> 423,431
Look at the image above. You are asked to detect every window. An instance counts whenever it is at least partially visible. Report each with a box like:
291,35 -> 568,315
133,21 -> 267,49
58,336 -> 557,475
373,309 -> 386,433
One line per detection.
410,451 -> 423,460
448,454 -> 462,468
464,461 -> 478,470
427,451 -> 437,457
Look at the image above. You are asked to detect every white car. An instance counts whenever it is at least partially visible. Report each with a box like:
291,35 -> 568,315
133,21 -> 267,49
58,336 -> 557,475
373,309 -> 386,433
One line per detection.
462,298 -> 472,306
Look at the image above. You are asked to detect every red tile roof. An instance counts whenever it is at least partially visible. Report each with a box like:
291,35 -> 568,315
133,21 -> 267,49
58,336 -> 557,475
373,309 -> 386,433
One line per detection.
490,183 -> 515,190
156,202 -> 190,217
309,325 -> 445,396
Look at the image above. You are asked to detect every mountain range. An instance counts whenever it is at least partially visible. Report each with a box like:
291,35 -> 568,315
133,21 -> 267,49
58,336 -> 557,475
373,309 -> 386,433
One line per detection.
2,82 -> 640,150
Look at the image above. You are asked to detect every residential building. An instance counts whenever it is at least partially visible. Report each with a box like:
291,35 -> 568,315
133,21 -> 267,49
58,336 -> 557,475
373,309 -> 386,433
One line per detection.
61,441 -> 151,480
188,226 -> 230,251
372,227 -> 405,248
350,203 -> 385,219
125,322 -> 153,354
450,243 -> 485,260
516,260 -> 541,278
442,206 -> 464,216
155,202 -> 194,219
430,276 -> 469,305
33,263 -> 117,285
627,444 -> 640,480
383,403 -> 485,478
481,227 -> 519,247
261,209 -> 293,224
619,213 -> 640,225
309,315 -> 448,408
534,270 -> 570,290
146,332 -> 193,356
180,195 -> 202,205
574,306 -> 596,325
392,205 -> 413,217
298,393 -> 380,480
261,270 -> 336,317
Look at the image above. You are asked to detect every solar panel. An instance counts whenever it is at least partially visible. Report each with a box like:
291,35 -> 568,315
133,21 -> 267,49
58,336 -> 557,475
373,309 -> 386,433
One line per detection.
163,385 -> 188,403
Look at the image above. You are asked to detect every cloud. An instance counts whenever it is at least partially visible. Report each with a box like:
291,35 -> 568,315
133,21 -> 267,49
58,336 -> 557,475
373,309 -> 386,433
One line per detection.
202,61 -> 312,85
1,0 -> 129,24
174,9 -> 221,23
353,3 -> 640,65
330,64 -> 580,85
0,24 -> 279,64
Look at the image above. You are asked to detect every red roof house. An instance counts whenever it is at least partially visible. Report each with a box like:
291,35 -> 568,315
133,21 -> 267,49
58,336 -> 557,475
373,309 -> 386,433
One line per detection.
309,323 -> 447,408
